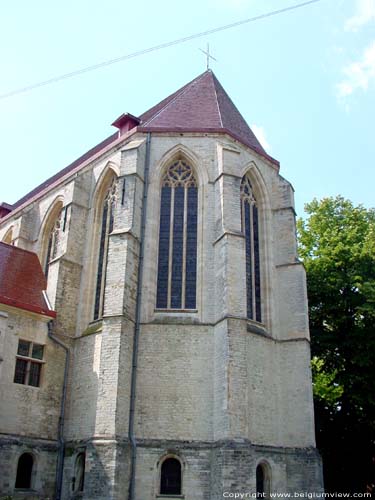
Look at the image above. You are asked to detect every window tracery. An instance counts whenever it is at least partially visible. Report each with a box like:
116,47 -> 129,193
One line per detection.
44,208 -> 63,278
241,175 -> 261,322
156,160 -> 198,310
93,177 -> 118,320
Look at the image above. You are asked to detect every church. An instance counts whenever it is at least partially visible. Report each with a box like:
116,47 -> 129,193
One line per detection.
0,70 -> 323,499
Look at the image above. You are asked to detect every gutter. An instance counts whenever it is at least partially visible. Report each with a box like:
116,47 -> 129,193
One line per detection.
48,320 -> 70,500
128,132 -> 152,500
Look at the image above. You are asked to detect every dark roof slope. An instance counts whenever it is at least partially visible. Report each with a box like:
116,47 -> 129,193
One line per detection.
12,133 -> 118,210
0,242 -> 56,318
139,70 -> 266,155
6,70 -> 278,217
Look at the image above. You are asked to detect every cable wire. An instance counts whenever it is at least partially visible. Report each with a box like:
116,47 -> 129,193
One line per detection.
0,0 -> 322,100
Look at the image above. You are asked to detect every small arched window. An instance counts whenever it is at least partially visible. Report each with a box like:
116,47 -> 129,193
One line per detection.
72,452 -> 86,493
160,457 -> 182,495
15,453 -> 34,489
256,462 -> 271,499
156,160 -> 198,310
241,175 -> 261,322
93,177 -> 117,320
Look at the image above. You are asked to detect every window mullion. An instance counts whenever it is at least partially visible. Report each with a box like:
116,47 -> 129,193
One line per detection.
250,201 -> 256,320
25,360 -> 31,386
167,187 -> 175,309
181,186 -> 188,309
99,202 -> 109,317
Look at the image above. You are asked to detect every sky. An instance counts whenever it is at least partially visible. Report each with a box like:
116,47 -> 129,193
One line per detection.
0,0 -> 374,217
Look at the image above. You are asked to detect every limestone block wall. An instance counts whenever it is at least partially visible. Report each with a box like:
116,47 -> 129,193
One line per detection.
135,324 -> 214,442
65,332 -> 102,440
0,307 -> 64,440
0,438 -> 57,498
135,444 -> 212,500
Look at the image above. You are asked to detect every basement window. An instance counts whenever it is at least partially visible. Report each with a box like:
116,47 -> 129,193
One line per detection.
15,453 -> 34,489
160,457 -> 182,495
14,340 -> 45,387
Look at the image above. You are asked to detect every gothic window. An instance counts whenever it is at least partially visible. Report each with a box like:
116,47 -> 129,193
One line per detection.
241,175 -> 261,322
72,452 -> 86,493
256,462 -> 271,499
160,457 -> 182,495
44,207 -> 65,279
15,453 -> 34,489
93,178 -> 117,320
156,160 -> 198,310
14,339 -> 44,387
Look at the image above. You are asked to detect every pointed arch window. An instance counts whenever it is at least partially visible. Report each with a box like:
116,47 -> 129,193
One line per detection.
72,452 -> 86,493
241,175 -> 261,322
256,462 -> 271,499
160,457 -> 182,495
44,206 -> 65,279
15,453 -> 34,489
44,211 -> 61,277
156,160 -> 198,310
93,178 -> 117,320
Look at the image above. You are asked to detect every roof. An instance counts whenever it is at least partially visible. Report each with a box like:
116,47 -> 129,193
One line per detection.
138,70 -> 267,156
0,242 -> 56,318
4,70 -> 279,218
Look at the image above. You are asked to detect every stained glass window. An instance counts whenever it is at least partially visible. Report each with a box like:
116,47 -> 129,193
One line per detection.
156,160 -> 198,310
93,178 -> 117,320
241,175 -> 262,322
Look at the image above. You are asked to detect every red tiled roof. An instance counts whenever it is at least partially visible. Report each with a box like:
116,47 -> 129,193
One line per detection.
0,242 -> 56,318
4,70 -> 278,218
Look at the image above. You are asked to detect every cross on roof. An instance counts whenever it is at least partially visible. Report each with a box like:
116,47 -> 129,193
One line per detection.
199,43 -> 217,70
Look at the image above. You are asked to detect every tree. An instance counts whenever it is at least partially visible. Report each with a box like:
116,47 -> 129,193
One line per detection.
297,196 -> 375,493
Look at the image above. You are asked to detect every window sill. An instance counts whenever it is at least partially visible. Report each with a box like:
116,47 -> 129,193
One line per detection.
13,382 -> 40,389
246,319 -> 270,337
82,320 -> 103,336
155,309 -> 198,313
156,495 -> 184,499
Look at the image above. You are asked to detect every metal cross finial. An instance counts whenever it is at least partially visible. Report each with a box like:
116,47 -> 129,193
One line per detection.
199,43 -> 217,70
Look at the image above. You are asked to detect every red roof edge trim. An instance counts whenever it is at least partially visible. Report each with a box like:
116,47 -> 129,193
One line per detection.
0,295 -> 56,318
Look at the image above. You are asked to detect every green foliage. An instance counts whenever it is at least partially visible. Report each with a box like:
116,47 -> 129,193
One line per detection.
311,356 -> 343,405
297,196 -> 375,492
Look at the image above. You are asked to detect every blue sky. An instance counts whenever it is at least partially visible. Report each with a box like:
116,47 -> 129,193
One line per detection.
1,0 -> 374,217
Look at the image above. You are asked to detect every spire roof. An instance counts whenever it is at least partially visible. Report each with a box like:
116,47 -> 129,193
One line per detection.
6,70 -> 278,216
137,70 -> 266,155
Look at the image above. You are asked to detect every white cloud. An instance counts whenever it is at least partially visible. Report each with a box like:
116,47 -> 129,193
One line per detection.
336,41 -> 375,98
345,0 -> 375,31
251,124 -> 271,151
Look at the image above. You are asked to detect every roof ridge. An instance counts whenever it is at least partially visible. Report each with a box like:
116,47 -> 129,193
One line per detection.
211,71 -> 223,128
142,71 -> 209,127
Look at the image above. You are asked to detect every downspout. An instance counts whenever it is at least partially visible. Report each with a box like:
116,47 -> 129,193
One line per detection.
48,320 -> 70,500
128,132 -> 152,500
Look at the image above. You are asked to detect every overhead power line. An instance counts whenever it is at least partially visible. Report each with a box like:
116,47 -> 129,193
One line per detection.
0,0 -> 322,100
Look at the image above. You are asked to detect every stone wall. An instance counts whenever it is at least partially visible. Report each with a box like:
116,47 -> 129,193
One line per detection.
0,130 -> 323,499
